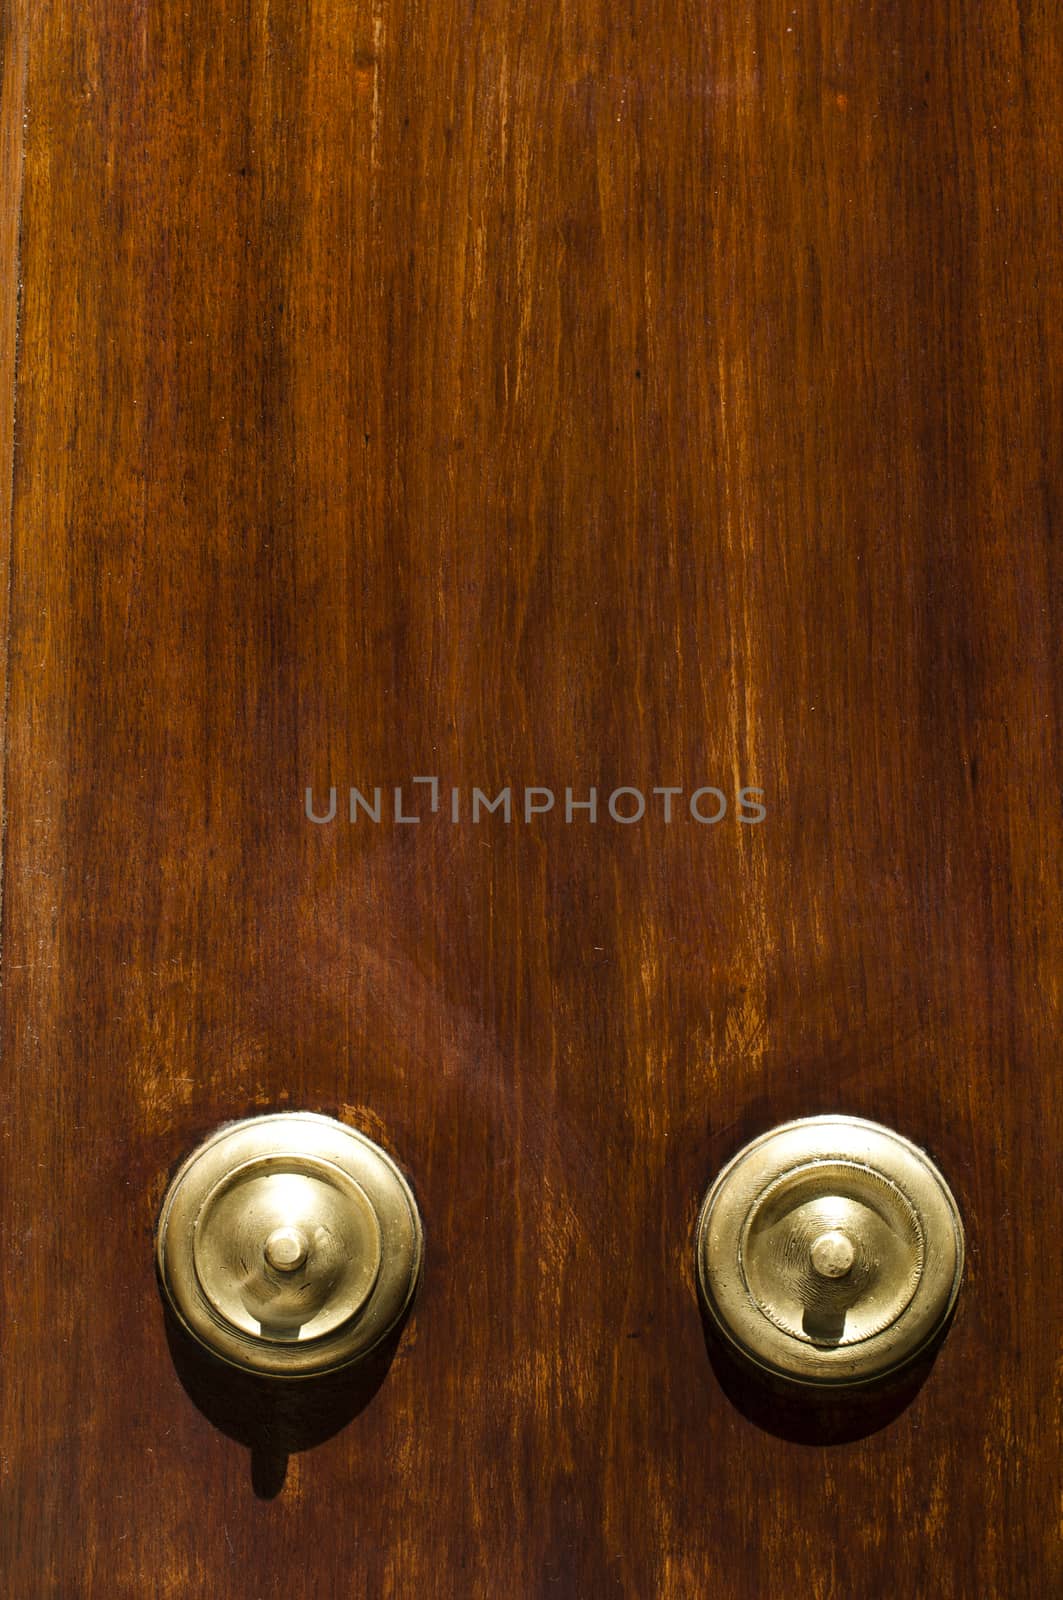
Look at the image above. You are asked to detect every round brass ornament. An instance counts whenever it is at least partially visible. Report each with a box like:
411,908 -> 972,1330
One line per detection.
156,1113 -> 423,1378
696,1116 -> 964,1387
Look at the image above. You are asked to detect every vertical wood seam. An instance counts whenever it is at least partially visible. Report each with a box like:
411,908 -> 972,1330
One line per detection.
0,0 -> 28,1000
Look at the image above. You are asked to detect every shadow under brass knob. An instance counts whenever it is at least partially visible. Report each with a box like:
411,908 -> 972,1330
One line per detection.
156,1113 -> 423,1378
696,1116 -> 964,1386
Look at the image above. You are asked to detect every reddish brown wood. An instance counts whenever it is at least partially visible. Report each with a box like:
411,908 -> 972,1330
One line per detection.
0,0 -> 1059,1594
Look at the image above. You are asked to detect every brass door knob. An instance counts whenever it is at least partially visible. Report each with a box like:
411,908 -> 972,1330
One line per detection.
695,1115 -> 964,1386
156,1113 -> 423,1378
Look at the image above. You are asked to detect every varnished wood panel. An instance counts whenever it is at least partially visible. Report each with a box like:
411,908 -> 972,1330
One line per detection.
0,0 -> 1059,1594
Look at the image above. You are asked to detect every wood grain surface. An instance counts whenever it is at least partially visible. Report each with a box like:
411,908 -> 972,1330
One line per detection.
1,0 -> 1060,1595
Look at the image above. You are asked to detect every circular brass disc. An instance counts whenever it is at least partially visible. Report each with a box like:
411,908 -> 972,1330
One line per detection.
193,1156 -> 383,1341
696,1116 -> 964,1386
157,1113 -> 423,1377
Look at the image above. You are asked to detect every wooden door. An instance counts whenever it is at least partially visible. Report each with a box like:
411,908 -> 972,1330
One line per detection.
1,0 -> 1058,1594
